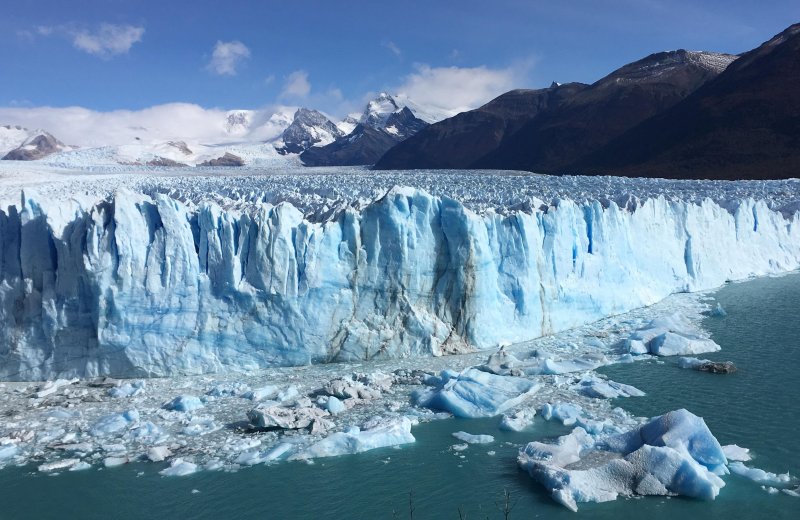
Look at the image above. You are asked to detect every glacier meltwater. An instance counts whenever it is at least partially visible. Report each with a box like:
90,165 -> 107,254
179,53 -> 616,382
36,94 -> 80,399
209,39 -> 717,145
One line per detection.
1,182 -> 799,380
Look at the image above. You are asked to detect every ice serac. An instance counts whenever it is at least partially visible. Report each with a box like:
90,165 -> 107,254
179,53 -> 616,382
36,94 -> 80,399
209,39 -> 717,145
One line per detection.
1,187 -> 800,379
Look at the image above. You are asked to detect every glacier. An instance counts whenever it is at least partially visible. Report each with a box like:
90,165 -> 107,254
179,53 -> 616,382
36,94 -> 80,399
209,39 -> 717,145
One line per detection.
1,176 -> 800,379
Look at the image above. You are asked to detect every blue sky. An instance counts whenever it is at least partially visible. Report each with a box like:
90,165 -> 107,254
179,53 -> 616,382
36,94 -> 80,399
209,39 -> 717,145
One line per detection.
2,0 -> 798,117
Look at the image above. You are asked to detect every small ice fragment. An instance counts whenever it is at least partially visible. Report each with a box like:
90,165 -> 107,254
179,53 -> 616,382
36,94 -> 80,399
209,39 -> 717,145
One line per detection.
499,409 -> 536,432
38,458 -> 81,472
452,431 -> 494,444
163,395 -> 204,412
243,385 -> 280,401
147,446 -> 172,462
103,456 -> 128,467
722,444 -> 751,462
108,381 -> 146,398
160,458 -> 199,477
89,410 -> 139,437
728,462 -> 791,486
0,445 -> 19,460
324,396 -> 346,415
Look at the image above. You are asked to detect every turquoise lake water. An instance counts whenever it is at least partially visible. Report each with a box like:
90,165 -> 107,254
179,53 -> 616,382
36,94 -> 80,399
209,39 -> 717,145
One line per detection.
0,273 -> 798,519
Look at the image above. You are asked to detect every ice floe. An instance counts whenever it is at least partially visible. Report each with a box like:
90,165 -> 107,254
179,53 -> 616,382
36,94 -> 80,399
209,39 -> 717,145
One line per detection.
519,409 -> 727,511
292,416 -> 415,460
415,368 -> 539,418
624,314 -> 721,356
452,431 -> 494,444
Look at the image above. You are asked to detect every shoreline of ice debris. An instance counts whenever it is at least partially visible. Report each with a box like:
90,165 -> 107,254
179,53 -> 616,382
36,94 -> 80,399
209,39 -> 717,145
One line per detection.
1,286 -> 796,509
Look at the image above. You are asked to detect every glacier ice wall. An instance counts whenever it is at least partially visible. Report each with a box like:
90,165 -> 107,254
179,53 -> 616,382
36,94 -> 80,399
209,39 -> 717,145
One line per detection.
1,187 -> 799,380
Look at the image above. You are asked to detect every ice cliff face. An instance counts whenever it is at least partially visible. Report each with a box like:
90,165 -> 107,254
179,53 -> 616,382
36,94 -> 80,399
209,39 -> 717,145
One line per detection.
1,187 -> 799,380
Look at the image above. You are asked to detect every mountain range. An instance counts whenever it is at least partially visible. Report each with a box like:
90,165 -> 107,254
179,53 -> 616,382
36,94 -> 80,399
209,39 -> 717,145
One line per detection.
0,92 -> 445,168
2,22 -> 798,179
376,23 -> 800,180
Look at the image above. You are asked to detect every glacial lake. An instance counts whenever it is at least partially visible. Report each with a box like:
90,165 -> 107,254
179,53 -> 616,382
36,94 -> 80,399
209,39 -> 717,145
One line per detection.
0,272 -> 798,519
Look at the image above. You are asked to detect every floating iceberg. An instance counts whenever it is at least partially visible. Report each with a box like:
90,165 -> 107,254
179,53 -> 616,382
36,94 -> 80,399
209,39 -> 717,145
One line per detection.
722,444 -> 751,462
573,374 -> 645,399
499,409 -> 536,432
452,431 -> 494,444
519,409 -> 728,511
729,462 -> 792,486
624,314 -> 721,356
160,458 -> 199,477
293,416 -> 415,459
415,368 -> 539,418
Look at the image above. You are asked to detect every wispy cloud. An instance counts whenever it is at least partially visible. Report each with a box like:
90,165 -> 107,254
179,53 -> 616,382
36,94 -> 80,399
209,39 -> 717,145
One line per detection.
383,40 -> 402,57
207,40 -> 250,76
280,70 -> 311,99
71,24 -> 145,58
19,23 -> 145,58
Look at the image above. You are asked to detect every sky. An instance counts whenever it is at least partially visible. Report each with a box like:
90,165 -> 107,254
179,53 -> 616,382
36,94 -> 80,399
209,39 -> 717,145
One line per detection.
1,0 -> 798,144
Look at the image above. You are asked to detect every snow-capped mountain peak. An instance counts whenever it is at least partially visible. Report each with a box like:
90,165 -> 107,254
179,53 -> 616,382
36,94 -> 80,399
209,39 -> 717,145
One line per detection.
1,125 -> 70,160
224,110 -> 255,135
358,92 -> 455,131
361,92 -> 402,128
275,108 -> 343,154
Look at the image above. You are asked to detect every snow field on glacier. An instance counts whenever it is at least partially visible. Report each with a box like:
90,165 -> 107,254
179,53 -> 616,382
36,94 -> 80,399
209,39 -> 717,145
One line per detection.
2,164 -> 800,218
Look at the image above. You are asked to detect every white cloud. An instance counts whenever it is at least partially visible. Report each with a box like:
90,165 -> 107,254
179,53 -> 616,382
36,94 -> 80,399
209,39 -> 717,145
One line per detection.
0,103 -> 273,147
392,63 -> 530,113
280,70 -> 311,99
383,41 -> 402,57
207,40 -> 250,76
71,24 -> 145,58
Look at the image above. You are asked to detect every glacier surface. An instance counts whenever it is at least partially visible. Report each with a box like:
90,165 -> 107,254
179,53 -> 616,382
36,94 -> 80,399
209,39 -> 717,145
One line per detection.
1,169 -> 800,379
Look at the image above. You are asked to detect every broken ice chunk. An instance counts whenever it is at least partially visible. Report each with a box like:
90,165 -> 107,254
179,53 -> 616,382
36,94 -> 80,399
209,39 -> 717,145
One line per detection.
160,458 -> 198,477
499,409 -> 536,432
247,404 -> 329,430
163,395 -> 204,412
452,431 -> 494,444
415,368 -> 539,418
574,374 -> 645,399
292,416 -> 415,459
108,381 -> 146,398
721,444 -> 751,462
624,314 -> 720,356
729,462 -> 792,486
89,410 -> 140,437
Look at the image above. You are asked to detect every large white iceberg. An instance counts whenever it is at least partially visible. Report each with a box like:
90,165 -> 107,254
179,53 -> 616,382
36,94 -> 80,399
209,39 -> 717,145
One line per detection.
1,184 -> 799,379
519,409 -> 728,511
